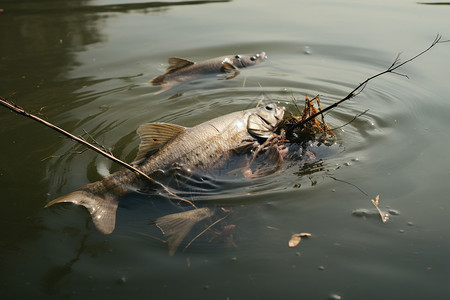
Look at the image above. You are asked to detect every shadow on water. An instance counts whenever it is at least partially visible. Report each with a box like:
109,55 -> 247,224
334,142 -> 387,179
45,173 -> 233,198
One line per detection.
40,230 -> 90,295
0,1 -> 101,267
0,0 -> 229,101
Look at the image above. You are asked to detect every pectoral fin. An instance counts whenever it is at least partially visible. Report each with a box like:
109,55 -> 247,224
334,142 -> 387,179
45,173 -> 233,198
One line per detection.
225,71 -> 240,79
151,81 -> 176,95
133,122 -> 186,164
155,208 -> 215,255
220,62 -> 240,79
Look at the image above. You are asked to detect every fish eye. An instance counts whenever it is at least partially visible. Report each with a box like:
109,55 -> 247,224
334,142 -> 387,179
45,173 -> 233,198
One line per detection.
265,104 -> 274,111
235,55 -> 241,59
250,56 -> 256,61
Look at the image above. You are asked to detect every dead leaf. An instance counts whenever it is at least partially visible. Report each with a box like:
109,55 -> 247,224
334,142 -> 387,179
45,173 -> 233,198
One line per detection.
371,194 -> 389,223
288,233 -> 311,247
289,235 -> 301,247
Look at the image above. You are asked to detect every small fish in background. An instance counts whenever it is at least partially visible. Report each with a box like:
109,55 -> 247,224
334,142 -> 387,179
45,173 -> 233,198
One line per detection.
150,52 -> 266,94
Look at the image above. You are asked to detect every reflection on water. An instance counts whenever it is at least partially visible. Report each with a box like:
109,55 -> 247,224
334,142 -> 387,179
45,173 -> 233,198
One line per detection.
40,231 -> 89,295
0,1 -> 104,108
2,0 -> 450,298
3,0 -> 230,14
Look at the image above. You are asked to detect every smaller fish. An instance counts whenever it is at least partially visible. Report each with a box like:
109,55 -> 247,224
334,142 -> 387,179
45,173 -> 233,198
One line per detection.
150,52 -> 266,94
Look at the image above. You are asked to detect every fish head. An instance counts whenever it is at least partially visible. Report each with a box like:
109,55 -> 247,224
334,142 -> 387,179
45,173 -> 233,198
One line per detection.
247,103 -> 285,139
229,52 -> 266,68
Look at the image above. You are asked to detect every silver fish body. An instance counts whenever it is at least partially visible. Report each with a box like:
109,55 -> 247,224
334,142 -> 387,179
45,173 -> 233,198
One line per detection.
150,52 -> 266,94
46,103 -> 284,235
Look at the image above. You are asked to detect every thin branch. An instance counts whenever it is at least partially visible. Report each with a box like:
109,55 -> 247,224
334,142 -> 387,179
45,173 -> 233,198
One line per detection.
183,213 -> 229,252
0,96 -> 195,207
329,175 -> 369,197
298,34 -> 446,127
291,94 -> 303,115
332,109 -> 370,131
81,129 -> 113,155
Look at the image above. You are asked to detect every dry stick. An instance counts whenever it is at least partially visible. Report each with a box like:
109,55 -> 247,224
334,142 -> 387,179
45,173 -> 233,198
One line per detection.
0,97 -> 196,207
298,34 -> 447,128
82,129 -> 113,155
328,175 -> 369,197
332,109 -> 370,131
183,214 -> 229,252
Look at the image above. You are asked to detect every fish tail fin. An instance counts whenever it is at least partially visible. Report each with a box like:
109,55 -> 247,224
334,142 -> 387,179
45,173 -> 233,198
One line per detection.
155,208 -> 215,255
45,188 -> 119,234
149,74 -> 166,86
149,74 -> 174,94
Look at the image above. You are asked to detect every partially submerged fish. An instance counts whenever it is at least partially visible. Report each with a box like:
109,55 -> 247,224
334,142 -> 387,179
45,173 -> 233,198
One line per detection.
150,52 -> 266,94
46,103 -> 285,244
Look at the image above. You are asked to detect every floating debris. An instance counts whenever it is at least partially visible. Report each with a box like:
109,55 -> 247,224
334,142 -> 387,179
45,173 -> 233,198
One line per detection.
281,95 -> 335,145
371,195 -> 389,223
288,232 -> 312,247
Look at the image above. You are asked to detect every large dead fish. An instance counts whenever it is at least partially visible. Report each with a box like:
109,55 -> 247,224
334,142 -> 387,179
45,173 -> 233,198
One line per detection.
150,52 -> 266,94
45,103 -> 284,243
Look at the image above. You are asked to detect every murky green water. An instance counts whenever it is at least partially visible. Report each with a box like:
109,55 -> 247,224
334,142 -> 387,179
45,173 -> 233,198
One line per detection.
1,0 -> 450,299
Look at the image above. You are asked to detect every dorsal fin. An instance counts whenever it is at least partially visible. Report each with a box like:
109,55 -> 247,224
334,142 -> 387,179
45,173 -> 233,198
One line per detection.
166,57 -> 195,73
133,122 -> 186,164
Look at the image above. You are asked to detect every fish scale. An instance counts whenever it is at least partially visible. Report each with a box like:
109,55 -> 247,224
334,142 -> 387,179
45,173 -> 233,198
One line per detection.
45,103 -> 285,236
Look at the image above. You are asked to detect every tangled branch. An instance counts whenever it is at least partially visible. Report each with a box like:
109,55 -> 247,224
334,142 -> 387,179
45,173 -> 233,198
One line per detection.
298,34 -> 447,128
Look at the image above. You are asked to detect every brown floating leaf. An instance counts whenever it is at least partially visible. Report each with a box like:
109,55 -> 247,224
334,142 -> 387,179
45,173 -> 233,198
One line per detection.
371,194 -> 389,223
289,235 -> 301,247
288,233 -> 312,248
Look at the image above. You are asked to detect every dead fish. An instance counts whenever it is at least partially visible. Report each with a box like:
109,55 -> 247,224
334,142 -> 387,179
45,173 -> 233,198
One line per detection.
150,52 -> 266,94
45,103 -> 285,240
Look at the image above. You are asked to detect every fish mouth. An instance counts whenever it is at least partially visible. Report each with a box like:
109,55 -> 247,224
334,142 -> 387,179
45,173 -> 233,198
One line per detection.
235,51 -> 266,68
257,114 -> 275,130
252,51 -> 266,63
263,104 -> 285,125
268,103 -> 285,120
247,104 -> 285,139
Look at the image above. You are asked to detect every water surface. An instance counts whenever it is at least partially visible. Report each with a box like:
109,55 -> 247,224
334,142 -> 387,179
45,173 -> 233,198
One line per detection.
1,0 -> 450,299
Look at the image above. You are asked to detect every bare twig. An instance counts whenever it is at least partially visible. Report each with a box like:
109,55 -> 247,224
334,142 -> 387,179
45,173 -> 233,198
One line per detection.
289,92 -> 304,116
0,96 -> 195,207
256,95 -> 265,108
298,34 -> 447,127
371,195 -> 389,223
332,109 -> 370,131
183,214 -> 229,252
329,175 -> 369,197
81,129 -> 113,155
